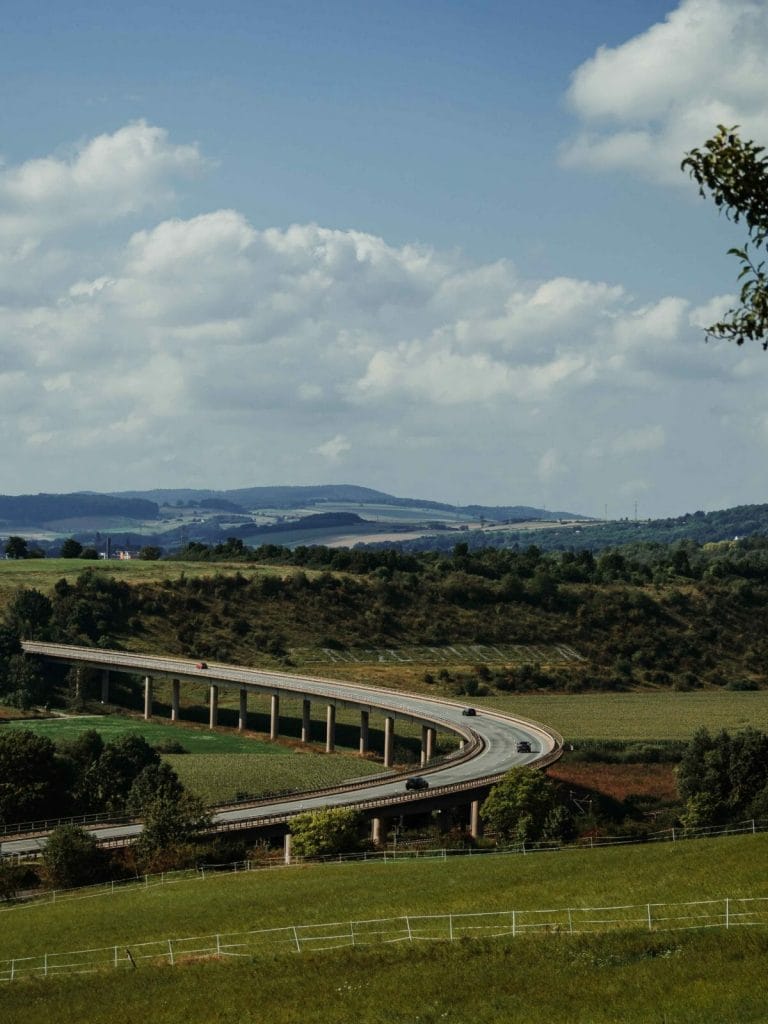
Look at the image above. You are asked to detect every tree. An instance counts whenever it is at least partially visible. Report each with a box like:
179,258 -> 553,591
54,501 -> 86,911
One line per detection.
138,545 -> 162,561
289,808 -> 363,858
682,125 -> 768,348
60,538 -> 83,559
0,729 -> 61,824
3,587 -> 52,638
480,766 -> 569,844
677,726 -> 768,826
3,536 -> 28,560
92,735 -> 161,813
41,825 -> 107,889
0,654 -> 46,709
128,763 -> 209,864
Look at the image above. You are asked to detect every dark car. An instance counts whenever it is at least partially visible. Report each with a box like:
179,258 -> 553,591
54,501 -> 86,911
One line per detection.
462,707 -> 477,717
195,661 -> 208,670
516,740 -> 532,753
405,776 -> 430,791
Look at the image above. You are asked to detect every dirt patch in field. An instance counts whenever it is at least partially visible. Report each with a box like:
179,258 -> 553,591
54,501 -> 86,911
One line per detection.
547,762 -> 679,803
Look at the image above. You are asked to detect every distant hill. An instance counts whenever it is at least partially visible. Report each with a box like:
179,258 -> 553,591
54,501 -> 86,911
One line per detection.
0,493 -> 158,528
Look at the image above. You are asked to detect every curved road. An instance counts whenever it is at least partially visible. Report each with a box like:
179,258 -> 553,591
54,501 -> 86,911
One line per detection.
3,643 -> 563,854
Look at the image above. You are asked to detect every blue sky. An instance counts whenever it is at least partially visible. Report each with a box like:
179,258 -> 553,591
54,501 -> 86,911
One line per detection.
2,0 -> 767,517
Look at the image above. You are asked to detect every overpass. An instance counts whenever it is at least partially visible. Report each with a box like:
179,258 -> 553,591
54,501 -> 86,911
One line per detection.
3,642 -> 563,856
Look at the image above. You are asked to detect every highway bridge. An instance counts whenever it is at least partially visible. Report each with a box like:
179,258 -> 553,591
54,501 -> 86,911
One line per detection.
2,642 -> 563,857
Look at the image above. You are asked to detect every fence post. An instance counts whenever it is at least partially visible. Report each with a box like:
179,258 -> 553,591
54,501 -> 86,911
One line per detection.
725,898 -> 730,929
568,909 -> 573,935
752,819 -> 756,834
168,939 -> 175,966
10,959 -> 15,982
44,953 -> 48,978
405,916 -> 413,942
292,926 -> 301,953
216,933 -> 222,956
647,904 -> 653,931
350,921 -> 356,946
449,914 -> 454,942
671,827 -> 676,842
512,910 -> 517,938
114,945 -> 119,968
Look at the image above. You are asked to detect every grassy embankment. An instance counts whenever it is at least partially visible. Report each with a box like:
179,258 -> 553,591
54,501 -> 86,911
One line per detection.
2,834 -> 767,1023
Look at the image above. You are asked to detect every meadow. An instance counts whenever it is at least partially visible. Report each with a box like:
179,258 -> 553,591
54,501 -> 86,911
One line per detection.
2,835 -> 767,1023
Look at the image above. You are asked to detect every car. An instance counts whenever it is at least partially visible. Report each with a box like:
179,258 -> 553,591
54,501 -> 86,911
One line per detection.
195,661 -> 208,670
516,740 -> 532,753
461,707 -> 477,717
405,776 -> 430,791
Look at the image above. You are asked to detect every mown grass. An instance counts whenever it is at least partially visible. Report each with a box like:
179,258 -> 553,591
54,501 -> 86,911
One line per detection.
2,836 -> 768,1023
2,834 -> 766,959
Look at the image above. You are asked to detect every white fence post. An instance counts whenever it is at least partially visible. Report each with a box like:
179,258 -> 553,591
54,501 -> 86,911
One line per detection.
512,910 -> 517,937
568,909 -> 573,935
215,933 -> 222,955
647,904 -> 653,931
114,945 -> 119,968
725,898 -> 730,929
10,959 -> 15,982
405,916 -> 413,942
168,939 -> 175,966
449,914 -> 454,942
44,953 -> 48,978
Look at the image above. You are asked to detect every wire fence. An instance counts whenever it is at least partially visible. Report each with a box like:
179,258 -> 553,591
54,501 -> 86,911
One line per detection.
2,817 -> 768,914
2,894 -> 767,982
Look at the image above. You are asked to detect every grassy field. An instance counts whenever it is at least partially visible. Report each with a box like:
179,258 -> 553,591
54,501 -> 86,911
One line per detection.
0,716 -> 386,803
2,835 -> 767,1023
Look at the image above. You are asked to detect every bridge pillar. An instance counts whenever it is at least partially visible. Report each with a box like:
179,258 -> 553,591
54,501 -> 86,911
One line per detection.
238,688 -> 248,731
470,799 -> 483,839
143,676 -> 153,720
325,704 -> 336,752
301,698 -> 311,743
100,669 -> 109,703
171,679 -> 180,722
270,694 -> 280,740
426,727 -> 436,762
209,684 -> 219,729
420,725 -> 428,767
371,816 -> 384,846
284,833 -> 292,865
384,716 -> 394,768
359,709 -> 370,756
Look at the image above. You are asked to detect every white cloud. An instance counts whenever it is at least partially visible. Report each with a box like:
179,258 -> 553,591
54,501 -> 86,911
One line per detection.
312,435 -> 352,461
562,0 -> 768,183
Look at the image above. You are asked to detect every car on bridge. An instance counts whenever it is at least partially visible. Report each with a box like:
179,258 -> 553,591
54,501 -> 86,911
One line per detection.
405,776 -> 430,791
516,740 -> 532,753
462,707 -> 477,717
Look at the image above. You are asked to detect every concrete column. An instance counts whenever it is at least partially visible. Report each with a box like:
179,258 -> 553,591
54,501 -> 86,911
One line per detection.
470,799 -> 483,839
384,715 -> 394,768
371,816 -> 384,846
171,679 -> 180,722
209,684 -> 219,729
326,704 -> 336,753
238,688 -> 248,731
100,669 -> 110,703
359,709 -> 370,756
426,727 -> 436,762
284,833 -> 292,865
270,694 -> 280,740
460,739 -> 465,751
301,699 -> 311,743
143,676 -> 153,720
420,724 -> 428,767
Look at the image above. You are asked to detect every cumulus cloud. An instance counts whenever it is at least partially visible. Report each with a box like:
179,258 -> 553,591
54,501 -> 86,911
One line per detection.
562,0 -> 768,183
2,121 -> 768,514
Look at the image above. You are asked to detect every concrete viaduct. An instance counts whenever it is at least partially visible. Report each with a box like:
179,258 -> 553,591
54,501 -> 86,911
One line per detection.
4,642 -> 563,858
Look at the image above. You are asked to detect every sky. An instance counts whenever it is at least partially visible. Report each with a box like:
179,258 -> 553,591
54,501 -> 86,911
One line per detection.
2,0 -> 768,518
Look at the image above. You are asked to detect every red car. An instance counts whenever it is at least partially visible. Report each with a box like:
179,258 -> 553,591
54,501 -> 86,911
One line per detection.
195,661 -> 208,670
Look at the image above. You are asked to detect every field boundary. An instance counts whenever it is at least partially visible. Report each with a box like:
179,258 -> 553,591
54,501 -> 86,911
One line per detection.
2,893 -> 767,981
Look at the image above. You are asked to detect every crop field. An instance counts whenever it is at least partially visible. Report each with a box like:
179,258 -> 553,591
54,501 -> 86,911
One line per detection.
474,690 -> 768,741
2,835 -> 768,1023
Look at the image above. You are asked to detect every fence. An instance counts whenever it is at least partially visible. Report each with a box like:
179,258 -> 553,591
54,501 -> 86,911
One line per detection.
2,894 -> 767,982
3,817 -> 768,914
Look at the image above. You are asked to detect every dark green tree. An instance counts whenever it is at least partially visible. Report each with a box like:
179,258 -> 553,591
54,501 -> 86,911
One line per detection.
93,735 -> 161,813
0,729 -> 61,824
682,125 -> 768,348
128,763 -> 209,863
3,588 -> 52,639
138,546 -> 162,561
678,726 -> 768,827
60,538 -> 83,558
481,766 -> 568,844
41,825 -> 107,890
0,654 -> 46,709
3,536 -> 28,559
289,808 -> 363,858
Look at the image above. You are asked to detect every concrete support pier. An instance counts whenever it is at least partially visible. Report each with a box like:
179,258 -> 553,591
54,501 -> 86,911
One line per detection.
426,727 -> 436,762
270,694 -> 280,740
238,688 -> 248,731
470,799 -> 483,839
143,676 -> 153,720
171,679 -> 180,722
420,725 -> 428,767
384,716 -> 394,768
326,704 -> 336,752
371,816 -> 384,846
284,833 -> 292,865
209,684 -> 219,729
359,709 -> 370,756
301,699 -> 311,743
100,669 -> 109,703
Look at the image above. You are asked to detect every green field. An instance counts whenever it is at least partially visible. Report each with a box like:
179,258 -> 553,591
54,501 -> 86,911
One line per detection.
2,835 -> 767,1023
1,716 -> 387,803
477,690 -> 768,741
